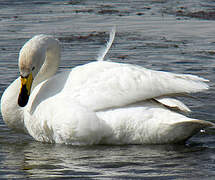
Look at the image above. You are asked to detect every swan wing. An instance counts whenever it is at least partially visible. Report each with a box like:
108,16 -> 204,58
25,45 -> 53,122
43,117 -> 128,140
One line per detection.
153,97 -> 191,113
64,61 -> 208,111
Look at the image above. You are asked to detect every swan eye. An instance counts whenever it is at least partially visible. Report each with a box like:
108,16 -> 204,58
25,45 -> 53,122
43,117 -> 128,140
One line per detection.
32,66 -> 35,71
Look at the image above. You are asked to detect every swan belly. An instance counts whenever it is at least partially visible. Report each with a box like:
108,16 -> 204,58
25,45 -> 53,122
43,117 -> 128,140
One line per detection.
96,101 -> 211,144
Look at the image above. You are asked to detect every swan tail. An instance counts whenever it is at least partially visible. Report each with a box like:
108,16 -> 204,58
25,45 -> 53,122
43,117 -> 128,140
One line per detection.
163,120 -> 215,144
97,27 -> 116,61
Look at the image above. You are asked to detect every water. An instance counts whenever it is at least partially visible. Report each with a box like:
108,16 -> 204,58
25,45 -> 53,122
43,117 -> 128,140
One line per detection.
1,0 -> 215,179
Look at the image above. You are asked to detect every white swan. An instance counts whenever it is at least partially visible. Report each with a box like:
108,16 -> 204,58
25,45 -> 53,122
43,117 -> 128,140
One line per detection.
1,30 -> 214,145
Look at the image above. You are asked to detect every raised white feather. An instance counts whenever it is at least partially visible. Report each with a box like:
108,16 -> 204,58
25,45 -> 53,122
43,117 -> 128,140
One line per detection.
97,27 -> 115,61
1,30 -> 214,145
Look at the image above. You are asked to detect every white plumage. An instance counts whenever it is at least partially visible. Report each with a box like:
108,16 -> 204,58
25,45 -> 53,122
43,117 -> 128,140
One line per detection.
1,30 -> 214,145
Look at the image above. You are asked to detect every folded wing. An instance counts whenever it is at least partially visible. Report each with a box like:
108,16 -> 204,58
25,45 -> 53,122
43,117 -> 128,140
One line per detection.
64,61 -> 208,111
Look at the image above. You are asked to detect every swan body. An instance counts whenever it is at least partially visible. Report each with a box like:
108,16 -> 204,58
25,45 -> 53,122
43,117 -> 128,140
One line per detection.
1,31 -> 214,145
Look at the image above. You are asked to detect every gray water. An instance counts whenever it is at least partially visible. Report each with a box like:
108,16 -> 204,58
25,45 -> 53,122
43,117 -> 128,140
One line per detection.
1,0 -> 215,179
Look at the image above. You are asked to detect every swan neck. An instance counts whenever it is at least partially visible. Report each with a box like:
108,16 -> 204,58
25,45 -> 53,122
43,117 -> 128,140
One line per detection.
32,37 -> 60,90
1,78 -> 26,132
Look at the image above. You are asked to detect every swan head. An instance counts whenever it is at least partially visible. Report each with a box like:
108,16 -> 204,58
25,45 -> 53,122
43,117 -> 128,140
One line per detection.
17,35 -> 60,107
17,35 -> 51,107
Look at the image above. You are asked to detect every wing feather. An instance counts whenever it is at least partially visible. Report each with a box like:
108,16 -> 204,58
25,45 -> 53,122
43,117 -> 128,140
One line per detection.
64,61 -> 208,111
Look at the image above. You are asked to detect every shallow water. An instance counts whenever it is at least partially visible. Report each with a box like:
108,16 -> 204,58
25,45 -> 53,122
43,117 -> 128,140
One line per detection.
1,0 -> 215,179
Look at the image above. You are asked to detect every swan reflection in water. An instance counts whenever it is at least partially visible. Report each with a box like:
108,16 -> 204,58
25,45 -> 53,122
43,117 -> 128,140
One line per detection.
1,138 -> 212,179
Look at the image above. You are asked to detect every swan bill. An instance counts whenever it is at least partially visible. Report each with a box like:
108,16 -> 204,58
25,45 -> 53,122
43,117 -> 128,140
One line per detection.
18,73 -> 33,107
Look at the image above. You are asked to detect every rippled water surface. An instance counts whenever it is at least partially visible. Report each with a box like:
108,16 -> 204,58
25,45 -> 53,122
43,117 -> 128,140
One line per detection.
1,0 -> 215,179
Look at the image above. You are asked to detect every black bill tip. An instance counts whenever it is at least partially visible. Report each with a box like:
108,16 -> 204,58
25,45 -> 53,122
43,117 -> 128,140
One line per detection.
18,84 -> 29,107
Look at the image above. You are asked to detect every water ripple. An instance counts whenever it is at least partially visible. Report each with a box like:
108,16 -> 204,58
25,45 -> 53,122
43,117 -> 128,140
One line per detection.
1,0 -> 215,179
